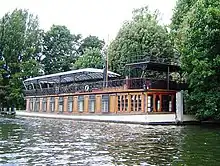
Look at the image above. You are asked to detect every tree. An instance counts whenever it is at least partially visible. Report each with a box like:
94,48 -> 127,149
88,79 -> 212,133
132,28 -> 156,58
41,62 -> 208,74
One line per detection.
0,9 -> 43,108
42,25 -> 81,74
171,0 -> 198,32
74,48 -> 104,69
173,0 -> 220,120
78,35 -> 105,55
107,7 -> 175,77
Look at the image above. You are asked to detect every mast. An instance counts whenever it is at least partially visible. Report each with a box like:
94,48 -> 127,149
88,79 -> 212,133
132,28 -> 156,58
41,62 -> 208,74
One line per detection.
105,34 -> 109,87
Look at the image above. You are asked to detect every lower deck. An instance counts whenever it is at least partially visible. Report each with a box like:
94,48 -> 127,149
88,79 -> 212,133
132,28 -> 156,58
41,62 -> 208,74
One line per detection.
25,90 -> 176,115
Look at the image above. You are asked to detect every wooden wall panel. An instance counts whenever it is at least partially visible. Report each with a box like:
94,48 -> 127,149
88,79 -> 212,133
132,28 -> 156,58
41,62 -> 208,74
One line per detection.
55,97 -> 59,113
84,95 -> 89,113
73,96 -> 78,113
128,94 -> 131,112
109,95 -> 116,113
96,95 -> 101,113
63,96 -> 68,113
153,94 -> 156,112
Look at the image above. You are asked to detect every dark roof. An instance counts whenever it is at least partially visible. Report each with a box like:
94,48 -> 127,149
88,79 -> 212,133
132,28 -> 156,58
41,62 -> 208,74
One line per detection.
23,68 -> 120,85
125,58 -> 181,72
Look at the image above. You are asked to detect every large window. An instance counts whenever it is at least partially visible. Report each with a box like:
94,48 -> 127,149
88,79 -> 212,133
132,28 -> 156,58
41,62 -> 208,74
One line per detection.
58,97 -> 64,112
88,95 -> 96,113
102,95 -> 109,113
50,97 -> 55,112
42,98 -> 47,112
78,96 -> 84,112
35,98 -> 40,112
68,96 -> 73,112
118,95 -> 128,112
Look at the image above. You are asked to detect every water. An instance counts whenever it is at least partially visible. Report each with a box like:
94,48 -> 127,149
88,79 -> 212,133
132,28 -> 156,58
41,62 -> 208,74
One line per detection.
0,117 -> 220,166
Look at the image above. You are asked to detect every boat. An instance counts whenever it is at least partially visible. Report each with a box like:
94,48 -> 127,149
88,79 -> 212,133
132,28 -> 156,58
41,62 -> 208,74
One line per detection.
20,56 -> 195,124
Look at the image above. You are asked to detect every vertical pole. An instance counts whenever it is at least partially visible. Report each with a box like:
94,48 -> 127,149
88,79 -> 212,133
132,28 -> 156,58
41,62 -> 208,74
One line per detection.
167,66 -> 170,90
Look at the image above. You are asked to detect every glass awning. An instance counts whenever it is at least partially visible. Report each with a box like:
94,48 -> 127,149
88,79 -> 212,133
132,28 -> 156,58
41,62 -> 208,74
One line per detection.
23,68 -> 120,85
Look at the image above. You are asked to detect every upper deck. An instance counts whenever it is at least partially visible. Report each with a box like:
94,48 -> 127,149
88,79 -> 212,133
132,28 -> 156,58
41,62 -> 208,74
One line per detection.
23,57 -> 187,97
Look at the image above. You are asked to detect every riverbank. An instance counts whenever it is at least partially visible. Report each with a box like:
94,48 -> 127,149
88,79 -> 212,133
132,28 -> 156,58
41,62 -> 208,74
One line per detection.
16,111 -> 198,125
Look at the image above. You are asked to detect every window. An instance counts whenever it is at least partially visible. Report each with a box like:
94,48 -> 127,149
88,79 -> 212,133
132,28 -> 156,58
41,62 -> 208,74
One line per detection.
78,96 -> 84,112
68,96 -> 73,112
58,97 -> 64,112
42,98 -> 47,112
88,95 -> 96,113
118,95 -> 128,112
102,95 -> 109,113
50,97 -> 55,112
35,98 -> 40,112
138,95 -> 142,112
147,95 -> 153,112
29,98 -> 33,111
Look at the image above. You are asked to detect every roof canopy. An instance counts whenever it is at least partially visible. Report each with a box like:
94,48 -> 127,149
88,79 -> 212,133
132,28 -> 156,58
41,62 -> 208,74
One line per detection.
23,68 -> 120,85
125,57 -> 181,72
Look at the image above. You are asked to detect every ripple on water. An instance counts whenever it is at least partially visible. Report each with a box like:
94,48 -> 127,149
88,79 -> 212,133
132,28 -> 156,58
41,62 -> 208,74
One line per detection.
0,117 -> 220,165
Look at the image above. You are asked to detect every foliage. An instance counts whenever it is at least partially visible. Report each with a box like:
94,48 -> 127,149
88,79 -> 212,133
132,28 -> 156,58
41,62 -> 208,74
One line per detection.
171,0 -> 198,32
74,48 -> 104,69
0,9 -> 43,108
107,6 -> 175,77
173,0 -> 220,120
78,35 -> 105,55
42,25 -> 81,74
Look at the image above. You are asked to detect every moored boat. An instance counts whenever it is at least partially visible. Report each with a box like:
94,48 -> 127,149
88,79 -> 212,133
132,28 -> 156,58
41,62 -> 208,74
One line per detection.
21,57 -> 195,124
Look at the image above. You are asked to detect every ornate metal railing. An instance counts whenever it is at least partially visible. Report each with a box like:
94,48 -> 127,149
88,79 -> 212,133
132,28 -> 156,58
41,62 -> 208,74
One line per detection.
24,78 -> 187,96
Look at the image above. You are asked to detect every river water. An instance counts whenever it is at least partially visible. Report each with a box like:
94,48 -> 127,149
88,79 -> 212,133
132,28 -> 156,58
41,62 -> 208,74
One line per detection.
0,117 -> 220,166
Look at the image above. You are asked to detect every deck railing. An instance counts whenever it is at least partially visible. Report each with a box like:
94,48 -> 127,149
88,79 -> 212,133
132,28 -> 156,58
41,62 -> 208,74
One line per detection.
24,78 -> 187,96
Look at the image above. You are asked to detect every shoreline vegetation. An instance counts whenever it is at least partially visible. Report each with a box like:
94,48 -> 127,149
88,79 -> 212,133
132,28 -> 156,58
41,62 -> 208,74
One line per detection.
0,0 -> 219,121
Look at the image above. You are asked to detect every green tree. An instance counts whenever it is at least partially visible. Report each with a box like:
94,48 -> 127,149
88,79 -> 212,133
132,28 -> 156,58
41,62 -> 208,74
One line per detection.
0,9 -> 43,108
42,25 -> 81,74
107,7 -> 175,77
173,0 -> 220,120
74,47 -> 104,69
171,0 -> 198,32
78,35 -> 105,55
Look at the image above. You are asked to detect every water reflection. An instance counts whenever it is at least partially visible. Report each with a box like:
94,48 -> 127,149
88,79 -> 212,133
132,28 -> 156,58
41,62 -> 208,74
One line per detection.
0,117 -> 220,165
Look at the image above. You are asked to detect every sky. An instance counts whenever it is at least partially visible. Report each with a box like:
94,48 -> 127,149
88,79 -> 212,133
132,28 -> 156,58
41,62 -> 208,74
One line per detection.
0,0 -> 177,43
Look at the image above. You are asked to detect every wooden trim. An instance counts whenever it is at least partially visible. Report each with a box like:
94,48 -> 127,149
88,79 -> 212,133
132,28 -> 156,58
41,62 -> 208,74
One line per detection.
73,96 -> 78,113
115,95 -> 118,114
26,89 -> 177,98
123,95 -> 126,112
84,95 -> 89,113
55,97 -> 59,113
128,94 -> 131,112
63,96 -> 68,112
146,93 -> 148,113
119,95 -> 122,112
133,95 -> 136,112
171,94 -> 174,112
159,94 -> 162,112
96,95 -> 101,113
153,94 -> 156,112
141,94 -> 145,113
109,95 -> 115,113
